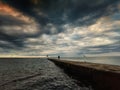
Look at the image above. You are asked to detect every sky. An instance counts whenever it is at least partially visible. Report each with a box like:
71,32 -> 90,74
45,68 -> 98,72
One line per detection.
0,0 -> 120,57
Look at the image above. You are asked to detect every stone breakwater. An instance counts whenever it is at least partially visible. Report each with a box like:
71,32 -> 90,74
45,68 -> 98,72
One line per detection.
48,58 -> 120,90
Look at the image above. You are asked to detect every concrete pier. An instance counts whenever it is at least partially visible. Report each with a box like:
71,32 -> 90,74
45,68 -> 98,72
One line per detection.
48,58 -> 120,90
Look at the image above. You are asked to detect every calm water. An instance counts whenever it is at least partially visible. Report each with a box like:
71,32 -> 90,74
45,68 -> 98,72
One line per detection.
61,56 -> 120,66
0,58 -> 92,90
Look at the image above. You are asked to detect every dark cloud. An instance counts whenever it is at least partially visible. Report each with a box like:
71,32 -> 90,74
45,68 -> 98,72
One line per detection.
83,41 -> 120,55
0,31 -> 24,47
0,14 -> 40,48
0,15 -> 25,48
0,0 -> 120,55
3,0 -> 120,28
1,0 -> 119,35
0,15 -> 27,26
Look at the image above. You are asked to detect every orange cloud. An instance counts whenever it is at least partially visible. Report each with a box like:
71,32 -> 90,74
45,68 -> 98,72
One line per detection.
0,2 -> 18,16
0,2 -> 32,23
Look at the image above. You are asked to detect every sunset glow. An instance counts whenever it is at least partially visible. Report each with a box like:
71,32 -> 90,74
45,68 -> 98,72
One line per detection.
0,2 -> 19,16
0,2 -> 31,23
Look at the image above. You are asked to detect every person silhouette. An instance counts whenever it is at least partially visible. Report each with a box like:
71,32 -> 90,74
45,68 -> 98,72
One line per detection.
58,56 -> 60,59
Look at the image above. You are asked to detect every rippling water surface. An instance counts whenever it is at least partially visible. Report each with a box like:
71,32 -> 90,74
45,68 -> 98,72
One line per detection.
0,58 -> 92,90
61,56 -> 120,66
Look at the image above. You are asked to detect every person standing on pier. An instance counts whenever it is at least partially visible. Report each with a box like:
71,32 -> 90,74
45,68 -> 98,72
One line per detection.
58,56 -> 60,59
47,55 -> 48,58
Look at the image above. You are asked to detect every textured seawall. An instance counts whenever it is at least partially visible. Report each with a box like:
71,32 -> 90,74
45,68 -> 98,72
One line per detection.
48,58 -> 120,90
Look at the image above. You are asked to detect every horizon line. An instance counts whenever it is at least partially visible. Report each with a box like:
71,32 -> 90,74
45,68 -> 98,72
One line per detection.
0,56 -> 47,58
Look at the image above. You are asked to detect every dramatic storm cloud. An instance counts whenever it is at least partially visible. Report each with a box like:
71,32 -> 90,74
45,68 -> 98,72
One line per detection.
0,0 -> 120,56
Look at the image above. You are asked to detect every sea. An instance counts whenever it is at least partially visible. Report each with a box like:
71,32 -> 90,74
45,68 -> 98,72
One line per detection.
61,56 -> 120,66
0,56 -> 119,90
0,58 -> 92,90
